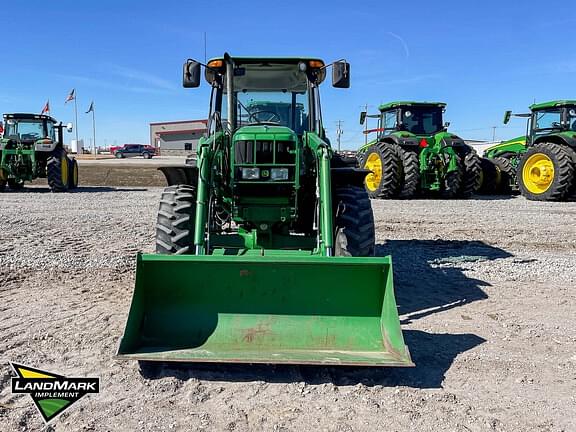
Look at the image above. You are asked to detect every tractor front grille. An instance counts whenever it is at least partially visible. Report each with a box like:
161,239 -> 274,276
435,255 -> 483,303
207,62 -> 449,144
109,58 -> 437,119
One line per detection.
235,140 -> 296,165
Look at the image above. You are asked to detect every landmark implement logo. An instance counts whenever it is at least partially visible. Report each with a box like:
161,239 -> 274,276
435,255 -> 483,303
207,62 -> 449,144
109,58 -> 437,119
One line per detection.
10,363 -> 99,424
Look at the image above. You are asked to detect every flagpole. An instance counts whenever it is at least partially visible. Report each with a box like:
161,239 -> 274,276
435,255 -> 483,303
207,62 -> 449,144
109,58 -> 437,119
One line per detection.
92,106 -> 96,157
74,92 -> 79,149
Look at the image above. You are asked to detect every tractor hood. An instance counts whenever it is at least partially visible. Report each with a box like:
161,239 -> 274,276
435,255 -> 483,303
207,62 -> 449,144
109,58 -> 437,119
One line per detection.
234,125 -> 298,142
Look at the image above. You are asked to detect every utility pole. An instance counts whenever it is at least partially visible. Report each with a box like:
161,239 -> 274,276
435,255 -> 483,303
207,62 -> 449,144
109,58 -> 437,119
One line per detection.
335,120 -> 343,152
492,126 -> 497,143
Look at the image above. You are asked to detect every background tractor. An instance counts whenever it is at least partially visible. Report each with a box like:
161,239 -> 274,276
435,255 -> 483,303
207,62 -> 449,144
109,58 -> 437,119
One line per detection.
479,101 -> 576,201
0,113 -> 78,192
357,102 -> 481,199
116,54 -> 412,367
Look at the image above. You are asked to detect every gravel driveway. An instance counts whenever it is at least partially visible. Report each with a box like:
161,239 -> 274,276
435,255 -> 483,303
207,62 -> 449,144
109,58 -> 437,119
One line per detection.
0,186 -> 574,431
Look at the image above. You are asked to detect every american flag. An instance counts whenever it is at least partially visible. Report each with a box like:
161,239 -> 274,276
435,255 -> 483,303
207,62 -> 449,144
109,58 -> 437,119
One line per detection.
41,100 -> 50,115
65,88 -> 76,104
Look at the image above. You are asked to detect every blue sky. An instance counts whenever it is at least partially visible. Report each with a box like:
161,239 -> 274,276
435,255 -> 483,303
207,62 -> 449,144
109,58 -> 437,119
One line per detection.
2,0 -> 575,149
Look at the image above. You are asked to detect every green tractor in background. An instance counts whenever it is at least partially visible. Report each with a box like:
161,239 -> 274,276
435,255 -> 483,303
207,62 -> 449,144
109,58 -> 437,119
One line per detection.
480,100 -> 576,201
0,113 -> 78,192
357,102 -> 481,199
116,54 -> 412,368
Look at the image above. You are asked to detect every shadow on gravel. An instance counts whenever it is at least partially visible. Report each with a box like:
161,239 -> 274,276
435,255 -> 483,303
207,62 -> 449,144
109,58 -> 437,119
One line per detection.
138,239 -> 511,389
471,194 -> 519,201
378,239 -> 513,322
139,330 -> 484,389
10,186 -> 148,193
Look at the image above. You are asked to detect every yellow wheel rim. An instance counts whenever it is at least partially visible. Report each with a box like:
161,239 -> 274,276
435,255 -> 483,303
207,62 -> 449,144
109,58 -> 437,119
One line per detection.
72,161 -> 78,186
364,152 -> 383,191
61,156 -> 69,185
0,169 -> 7,181
522,153 -> 554,194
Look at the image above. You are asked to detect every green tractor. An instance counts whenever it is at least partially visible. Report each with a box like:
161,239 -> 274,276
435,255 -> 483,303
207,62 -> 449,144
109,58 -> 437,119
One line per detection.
480,100 -> 576,201
0,113 -> 78,192
357,102 -> 481,199
116,54 -> 412,367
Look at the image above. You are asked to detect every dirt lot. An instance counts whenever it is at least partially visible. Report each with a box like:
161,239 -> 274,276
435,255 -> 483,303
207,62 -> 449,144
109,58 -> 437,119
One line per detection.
0,187 -> 575,431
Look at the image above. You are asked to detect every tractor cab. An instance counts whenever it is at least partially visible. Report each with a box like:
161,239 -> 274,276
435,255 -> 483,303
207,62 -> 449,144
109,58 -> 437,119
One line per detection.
3,114 -> 57,146
528,101 -> 576,140
377,101 -> 447,138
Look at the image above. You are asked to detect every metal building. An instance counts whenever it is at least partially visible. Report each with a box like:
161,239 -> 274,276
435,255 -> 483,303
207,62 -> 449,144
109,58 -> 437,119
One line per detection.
149,119 -> 208,156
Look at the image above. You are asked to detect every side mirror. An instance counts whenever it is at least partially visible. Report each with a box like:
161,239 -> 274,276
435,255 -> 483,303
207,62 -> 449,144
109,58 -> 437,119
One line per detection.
444,121 -> 451,129
359,111 -> 367,125
183,60 -> 201,88
66,122 -> 73,132
332,61 -> 350,88
503,110 -> 512,125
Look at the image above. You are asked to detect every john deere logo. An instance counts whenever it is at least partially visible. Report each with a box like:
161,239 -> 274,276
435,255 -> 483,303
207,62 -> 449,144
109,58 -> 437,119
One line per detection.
10,362 -> 99,424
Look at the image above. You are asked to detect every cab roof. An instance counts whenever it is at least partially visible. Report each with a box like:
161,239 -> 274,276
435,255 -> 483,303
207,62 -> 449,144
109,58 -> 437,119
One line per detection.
3,113 -> 57,123
208,56 -> 325,65
530,100 -> 576,111
378,101 -> 446,111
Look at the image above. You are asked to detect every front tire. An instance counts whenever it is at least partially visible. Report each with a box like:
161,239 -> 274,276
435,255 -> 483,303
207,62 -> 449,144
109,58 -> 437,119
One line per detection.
47,147 -> 69,192
8,179 -> 24,190
518,143 -> 574,201
156,185 -> 197,254
333,186 -> 375,257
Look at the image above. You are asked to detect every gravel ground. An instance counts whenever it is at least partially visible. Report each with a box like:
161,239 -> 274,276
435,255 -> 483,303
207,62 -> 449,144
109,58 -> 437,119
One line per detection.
0,186 -> 575,431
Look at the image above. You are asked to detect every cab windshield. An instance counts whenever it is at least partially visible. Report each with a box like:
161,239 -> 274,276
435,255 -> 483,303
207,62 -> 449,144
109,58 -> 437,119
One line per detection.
235,91 -> 308,133
4,120 -> 46,141
533,109 -> 563,131
400,106 -> 443,135
220,62 -> 311,134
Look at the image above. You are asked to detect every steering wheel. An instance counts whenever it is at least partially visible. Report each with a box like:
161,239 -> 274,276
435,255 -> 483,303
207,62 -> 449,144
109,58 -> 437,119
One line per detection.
248,110 -> 281,124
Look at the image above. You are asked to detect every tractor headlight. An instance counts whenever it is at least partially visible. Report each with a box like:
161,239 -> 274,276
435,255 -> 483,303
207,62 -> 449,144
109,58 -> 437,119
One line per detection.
270,168 -> 289,181
241,167 -> 260,180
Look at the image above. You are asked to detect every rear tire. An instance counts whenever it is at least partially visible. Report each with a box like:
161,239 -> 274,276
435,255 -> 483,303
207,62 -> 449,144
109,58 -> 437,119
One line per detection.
333,186 -> 375,257
361,143 -> 401,199
156,185 -> 197,254
47,147 -> 69,192
492,156 -> 515,194
143,152 -> 152,159
392,145 -> 419,199
457,151 -> 482,198
518,143 -> 574,201
441,155 -> 463,199
68,158 -> 79,189
478,157 -> 498,194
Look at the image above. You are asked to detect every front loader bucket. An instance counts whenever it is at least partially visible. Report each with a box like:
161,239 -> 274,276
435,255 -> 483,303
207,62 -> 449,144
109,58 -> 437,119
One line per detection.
116,253 -> 412,367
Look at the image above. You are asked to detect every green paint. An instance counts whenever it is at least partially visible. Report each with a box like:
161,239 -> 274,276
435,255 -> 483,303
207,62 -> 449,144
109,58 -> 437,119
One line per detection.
116,254 -> 412,366
377,101 -> 446,111
529,100 -> 576,110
